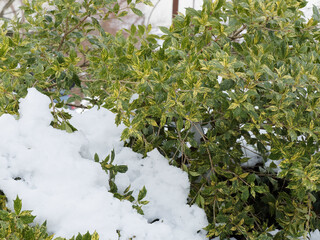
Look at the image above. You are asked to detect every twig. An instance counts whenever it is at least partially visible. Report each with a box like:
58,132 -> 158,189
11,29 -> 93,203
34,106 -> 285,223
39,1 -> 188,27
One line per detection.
57,15 -> 90,51
50,95 -> 56,113
189,182 -> 206,206
176,127 -> 191,164
66,103 -> 88,109
229,24 -> 247,40
0,0 -> 14,18
147,0 -> 161,26
241,144 -> 261,156
191,121 -> 215,173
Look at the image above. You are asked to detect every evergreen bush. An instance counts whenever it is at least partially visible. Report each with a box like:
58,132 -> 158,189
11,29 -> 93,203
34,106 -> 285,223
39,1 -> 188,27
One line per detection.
1,0 -> 320,239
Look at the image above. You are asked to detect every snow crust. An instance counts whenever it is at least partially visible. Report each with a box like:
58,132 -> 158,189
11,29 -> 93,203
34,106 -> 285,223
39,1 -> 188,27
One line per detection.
0,88 -> 208,240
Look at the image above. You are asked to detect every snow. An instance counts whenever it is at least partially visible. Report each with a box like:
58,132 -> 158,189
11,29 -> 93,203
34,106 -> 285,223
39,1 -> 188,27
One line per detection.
0,88 -> 208,240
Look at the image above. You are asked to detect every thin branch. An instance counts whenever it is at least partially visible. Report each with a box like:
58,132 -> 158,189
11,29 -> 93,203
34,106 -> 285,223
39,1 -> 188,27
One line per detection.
228,24 -> 247,40
50,95 -> 56,113
241,144 -> 261,156
171,125 -> 190,162
9,2 -> 17,17
57,15 -> 90,51
191,121 -> 215,173
189,182 -> 206,205
147,0 -> 161,26
66,103 -> 88,109
0,0 -> 14,18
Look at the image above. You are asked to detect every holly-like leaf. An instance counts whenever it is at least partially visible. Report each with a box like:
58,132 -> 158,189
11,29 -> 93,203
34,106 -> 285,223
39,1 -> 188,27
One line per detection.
14,195 -> 22,215
138,186 -> 147,201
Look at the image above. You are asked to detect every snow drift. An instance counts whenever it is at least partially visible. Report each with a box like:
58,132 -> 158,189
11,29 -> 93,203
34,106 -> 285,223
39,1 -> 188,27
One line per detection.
0,88 -> 208,240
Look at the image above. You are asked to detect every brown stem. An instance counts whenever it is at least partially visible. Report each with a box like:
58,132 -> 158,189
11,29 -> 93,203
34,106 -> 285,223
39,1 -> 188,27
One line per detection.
66,103 -> 88,109
176,126 -> 191,164
189,182 -> 206,205
191,121 -> 215,173
229,24 -> 247,40
147,0 -> 161,26
0,0 -> 14,18
57,15 -> 89,51
50,95 -> 56,113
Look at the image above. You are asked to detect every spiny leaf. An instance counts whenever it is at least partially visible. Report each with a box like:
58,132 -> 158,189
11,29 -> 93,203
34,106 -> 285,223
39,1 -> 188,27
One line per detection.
14,195 -> 22,215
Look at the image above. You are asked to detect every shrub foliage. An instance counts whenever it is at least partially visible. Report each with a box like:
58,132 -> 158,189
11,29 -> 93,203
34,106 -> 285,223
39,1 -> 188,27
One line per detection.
0,194 -> 100,239
1,0 -> 320,239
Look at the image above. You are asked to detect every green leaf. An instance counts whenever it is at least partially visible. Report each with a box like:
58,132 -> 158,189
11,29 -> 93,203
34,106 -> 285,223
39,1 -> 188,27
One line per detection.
131,7 -> 143,17
72,73 -> 81,87
76,233 -> 83,240
113,3 -> 120,13
14,196 -> 22,215
124,185 -> 131,194
0,210 -> 9,221
312,5 -> 320,21
247,174 -> 256,184
70,48 -> 77,60
186,8 -> 201,17
82,231 -> 91,240
139,200 -> 149,205
253,185 -> 267,194
94,153 -> 99,162
267,106 -> 278,112
196,194 -> 205,208
239,172 -> 249,178
118,11 -> 128,18
130,24 -> 137,35
182,164 -> 188,172
177,118 -> 183,131
159,26 -> 171,35
115,165 -> 128,173
109,180 -> 118,193
138,186 -> 147,201
241,187 -> 249,201
160,115 -> 167,127
213,0 -> 225,10
269,151 -> 282,160
134,206 -> 144,215
220,79 -> 235,91
189,171 -> 201,177
111,149 -> 115,163
138,25 -> 145,36
92,231 -> 99,240
288,129 -> 297,141
232,42 -> 243,53
228,102 -> 239,110
19,211 -> 36,224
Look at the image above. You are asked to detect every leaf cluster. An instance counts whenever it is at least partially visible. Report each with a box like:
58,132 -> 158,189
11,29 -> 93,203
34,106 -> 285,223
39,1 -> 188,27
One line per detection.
0,0 -> 151,128
81,0 -> 320,238
0,195 -> 100,240
95,150 -> 149,215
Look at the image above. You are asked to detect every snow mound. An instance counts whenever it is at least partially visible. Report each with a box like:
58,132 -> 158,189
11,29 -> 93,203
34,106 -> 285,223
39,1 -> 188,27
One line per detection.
0,88 -> 208,240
